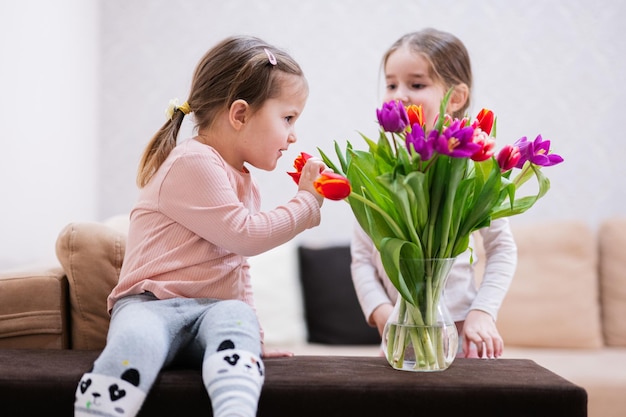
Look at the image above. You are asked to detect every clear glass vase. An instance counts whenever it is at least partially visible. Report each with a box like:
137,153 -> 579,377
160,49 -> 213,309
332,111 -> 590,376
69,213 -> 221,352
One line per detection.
381,257 -> 459,372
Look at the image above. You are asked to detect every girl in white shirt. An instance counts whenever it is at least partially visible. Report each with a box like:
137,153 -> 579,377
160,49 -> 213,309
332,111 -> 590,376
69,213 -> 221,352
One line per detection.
351,28 -> 517,360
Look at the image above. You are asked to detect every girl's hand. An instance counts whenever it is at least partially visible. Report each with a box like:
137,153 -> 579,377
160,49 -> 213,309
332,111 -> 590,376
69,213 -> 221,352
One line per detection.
461,309 -> 504,359
371,303 -> 394,336
262,347 -> 294,358
297,157 -> 328,206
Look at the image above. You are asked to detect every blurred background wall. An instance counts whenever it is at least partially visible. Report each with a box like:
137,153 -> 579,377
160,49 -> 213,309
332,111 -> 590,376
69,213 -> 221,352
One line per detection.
1,0 -> 625,268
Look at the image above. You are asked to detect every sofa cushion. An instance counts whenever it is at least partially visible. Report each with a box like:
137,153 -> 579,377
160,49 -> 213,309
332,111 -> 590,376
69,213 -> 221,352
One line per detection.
55,222 -> 126,350
505,347 -> 626,417
0,266 -> 68,349
599,217 -> 626,346
496,220 -> 603,348
298,245 -> 381,345
248,242 -> 308,346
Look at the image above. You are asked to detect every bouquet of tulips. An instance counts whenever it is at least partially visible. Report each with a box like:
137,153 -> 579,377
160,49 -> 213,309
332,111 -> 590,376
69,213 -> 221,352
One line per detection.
311,90 -> 563,370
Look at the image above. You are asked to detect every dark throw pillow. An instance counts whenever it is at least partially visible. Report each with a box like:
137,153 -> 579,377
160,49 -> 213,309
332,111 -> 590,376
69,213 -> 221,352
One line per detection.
298,245 -> 381,345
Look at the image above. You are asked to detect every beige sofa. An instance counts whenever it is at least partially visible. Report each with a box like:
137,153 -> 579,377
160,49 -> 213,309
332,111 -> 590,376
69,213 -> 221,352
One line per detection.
1,217 -> 625,417
498,219 -> 626,417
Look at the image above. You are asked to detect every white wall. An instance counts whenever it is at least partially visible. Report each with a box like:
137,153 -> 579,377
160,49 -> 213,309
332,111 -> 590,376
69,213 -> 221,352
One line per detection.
0,0 -> 99,268
2,0 -> 625,268
98,0 -> 626,247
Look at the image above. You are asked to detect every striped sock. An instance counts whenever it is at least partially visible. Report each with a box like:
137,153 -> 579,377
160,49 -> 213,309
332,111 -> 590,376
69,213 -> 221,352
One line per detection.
203,349 -> 265,417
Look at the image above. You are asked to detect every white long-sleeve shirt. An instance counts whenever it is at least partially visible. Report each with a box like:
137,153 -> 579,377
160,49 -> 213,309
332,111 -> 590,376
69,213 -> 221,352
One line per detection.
351,217 -> 517,325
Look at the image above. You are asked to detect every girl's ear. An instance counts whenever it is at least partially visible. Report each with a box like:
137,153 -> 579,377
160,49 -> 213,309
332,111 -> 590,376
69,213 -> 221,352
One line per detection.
447,83 -> 469,114
229,99 -> 249,130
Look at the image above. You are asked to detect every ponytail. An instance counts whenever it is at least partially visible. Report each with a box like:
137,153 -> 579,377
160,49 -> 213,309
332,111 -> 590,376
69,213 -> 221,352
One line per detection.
136,103 -> 188,188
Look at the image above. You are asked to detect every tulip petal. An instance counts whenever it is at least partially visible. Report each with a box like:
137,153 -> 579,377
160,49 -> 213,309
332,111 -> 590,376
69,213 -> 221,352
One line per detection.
513,135 -> 563,168
313,172 -> 351,200
476,108 -> 495,135
287,152 -> 314,184
287,171 -> 302,184
376,100 -> 409,133
496,144 -> 521,172
406,104 -> 424,127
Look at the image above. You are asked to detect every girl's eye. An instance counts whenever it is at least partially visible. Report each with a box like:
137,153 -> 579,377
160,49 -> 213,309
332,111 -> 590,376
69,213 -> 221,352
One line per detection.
386,84 -> 397,91
411,83 -> 425,89
285,116 -> 294,123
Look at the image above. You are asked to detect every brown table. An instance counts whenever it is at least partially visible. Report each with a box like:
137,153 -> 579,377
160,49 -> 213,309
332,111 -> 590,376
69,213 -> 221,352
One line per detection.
0,350 -> 586,416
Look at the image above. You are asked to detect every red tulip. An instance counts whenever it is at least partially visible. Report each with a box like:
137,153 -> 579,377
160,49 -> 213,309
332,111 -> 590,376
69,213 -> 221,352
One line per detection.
471,131 -> 496,162
496,144 -> 522,172
475,108 -> 495,135
287,152 -> 313,184
313,172 -> 352,200
406,104 -> 424,127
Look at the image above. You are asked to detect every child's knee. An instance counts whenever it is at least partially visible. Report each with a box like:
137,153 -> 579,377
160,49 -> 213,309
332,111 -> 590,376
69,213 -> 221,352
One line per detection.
213,299 -> 258,323
200,300 -> 262,353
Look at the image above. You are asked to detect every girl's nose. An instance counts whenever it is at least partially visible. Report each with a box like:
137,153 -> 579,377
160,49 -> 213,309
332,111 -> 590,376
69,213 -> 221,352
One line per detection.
394,91 -> 409,104
288,132 -> 297,144
392,86 -> 410,104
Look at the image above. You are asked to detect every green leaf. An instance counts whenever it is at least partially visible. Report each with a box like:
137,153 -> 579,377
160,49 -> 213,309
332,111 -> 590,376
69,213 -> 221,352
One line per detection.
446,177 -> 473,257
318,145 -> 343,175
436,157 -> 467,257
491,164 -> 551,219
379,238 -> 424,305
403,171 -> 429,233
347,161 -> 407,242
433,89 -> 454,132
377,173 -> 422,249
457,158 -> 505,238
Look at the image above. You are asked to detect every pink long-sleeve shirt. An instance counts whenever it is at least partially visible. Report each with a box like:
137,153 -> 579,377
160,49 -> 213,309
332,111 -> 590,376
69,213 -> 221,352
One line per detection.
108,138 -> 321,313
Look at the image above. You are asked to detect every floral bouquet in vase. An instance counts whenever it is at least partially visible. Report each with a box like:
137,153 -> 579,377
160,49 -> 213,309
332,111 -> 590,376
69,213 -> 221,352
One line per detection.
316,90 -> 563,371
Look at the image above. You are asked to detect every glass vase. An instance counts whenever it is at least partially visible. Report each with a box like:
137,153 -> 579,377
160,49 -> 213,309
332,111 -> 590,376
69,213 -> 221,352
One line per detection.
382,257 -> 459,372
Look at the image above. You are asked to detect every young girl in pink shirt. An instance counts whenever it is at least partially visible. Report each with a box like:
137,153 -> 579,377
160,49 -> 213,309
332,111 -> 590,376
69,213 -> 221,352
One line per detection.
75,35 -> 327,417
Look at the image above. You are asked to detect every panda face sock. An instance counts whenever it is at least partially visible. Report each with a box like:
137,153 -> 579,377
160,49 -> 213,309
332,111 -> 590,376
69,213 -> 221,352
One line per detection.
203,349 -> 265,417
74,372 -> 147,417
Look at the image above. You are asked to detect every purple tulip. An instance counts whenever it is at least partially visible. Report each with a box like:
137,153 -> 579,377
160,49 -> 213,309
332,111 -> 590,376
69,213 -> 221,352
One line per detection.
514,135 -> 564,168
432,119 -> 482,158
405,123 -> 434,161
376,100 -> 409,133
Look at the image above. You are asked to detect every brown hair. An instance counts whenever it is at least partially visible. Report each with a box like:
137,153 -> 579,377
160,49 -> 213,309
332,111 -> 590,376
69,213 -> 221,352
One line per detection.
137,35 -> 305,187
382,28 -> 473,119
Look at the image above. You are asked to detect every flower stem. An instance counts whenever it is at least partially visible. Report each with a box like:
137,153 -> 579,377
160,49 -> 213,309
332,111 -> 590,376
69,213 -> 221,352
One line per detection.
390,132 -> 399,156
348,192 -> 408,240
384,259 -> 458,371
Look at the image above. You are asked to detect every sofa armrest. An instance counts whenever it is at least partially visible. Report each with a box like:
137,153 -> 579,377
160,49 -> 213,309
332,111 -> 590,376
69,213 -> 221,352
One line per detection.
0,265 -> 69,349
599,217 -> 626,346
55,222 -> 126,350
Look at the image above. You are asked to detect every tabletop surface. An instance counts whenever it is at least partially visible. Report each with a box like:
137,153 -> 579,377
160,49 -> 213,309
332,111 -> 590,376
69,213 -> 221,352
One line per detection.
0,350 -> 587,417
